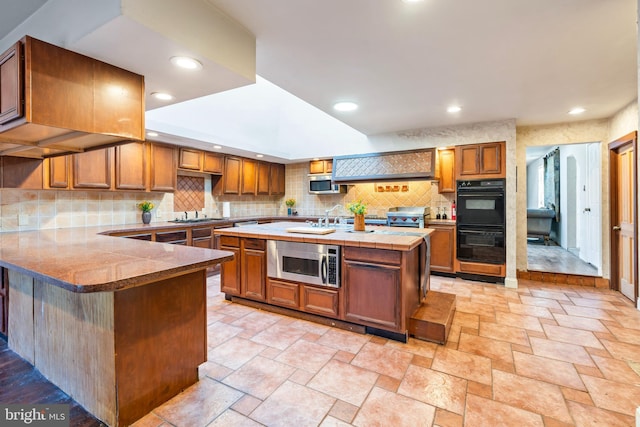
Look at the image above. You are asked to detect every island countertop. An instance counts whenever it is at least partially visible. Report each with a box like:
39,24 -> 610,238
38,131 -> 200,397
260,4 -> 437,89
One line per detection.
0,227 -> 233,293
213,221 -> 432,251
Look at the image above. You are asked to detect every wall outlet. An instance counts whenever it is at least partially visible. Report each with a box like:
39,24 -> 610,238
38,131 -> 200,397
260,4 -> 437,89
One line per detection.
18,214 -> 29,226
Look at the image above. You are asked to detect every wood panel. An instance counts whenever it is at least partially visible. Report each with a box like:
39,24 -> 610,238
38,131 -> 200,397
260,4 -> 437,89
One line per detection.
270,163 -> 286,195
479,143 -> 502,174
0,41 -> 23,125
115,141 -> 146,190
457,145 -> 480,176
267,279 -> 299,309
179,148 -> 202,170
114,271 -> 206,426
1,156 -> 43,189
0,268 -> 6,337
242,238 -> 266,301
457,260 -> 505,276
437,148 -> 455,193
455,142 -> 505,179
221,243 -> 241,295
149,143 -> 176,192
46,155 -> 70,189
241,158 -> 257,195
203,152 -> 223,174
222,156 -> 242,194
429,225 -> 455,273
302,285 -> 339,317
257,161 -> 271,195
7,270 -> 34,364
73,148 -> 112,189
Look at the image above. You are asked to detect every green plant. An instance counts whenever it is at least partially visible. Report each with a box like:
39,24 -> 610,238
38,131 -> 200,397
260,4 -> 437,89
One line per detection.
285,198 -> 296,207
347,200 -> 367,215
137,201 -> 155,212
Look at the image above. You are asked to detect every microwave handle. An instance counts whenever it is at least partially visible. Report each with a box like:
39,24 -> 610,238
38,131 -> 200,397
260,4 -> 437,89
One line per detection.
321,255 -> 327,284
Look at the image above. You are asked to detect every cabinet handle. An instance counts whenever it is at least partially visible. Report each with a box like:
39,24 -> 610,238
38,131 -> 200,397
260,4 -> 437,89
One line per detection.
612,226 -> 621,231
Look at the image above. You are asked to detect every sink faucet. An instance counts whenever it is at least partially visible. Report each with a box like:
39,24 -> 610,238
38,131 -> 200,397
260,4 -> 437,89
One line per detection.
195,210 -> 198,219
324,204 -> 342,227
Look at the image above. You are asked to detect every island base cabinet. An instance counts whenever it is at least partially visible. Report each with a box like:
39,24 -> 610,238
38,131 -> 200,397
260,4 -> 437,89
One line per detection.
220,236 -> 241,295
302,285 -> 339,317
267,278 -> 299,309
7,269 -> 207,427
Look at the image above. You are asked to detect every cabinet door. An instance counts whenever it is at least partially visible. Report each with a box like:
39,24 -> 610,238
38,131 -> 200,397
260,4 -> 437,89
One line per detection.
115,142 -> 146,190
1,156 -> 43,189
324,160 -> 333,174
220,244 -> 241,295
270,163 -> 285,195
223,156 -> 242,194
344,260 -> 401,330
0,41 -> 23,125
149,143 -> 176,192
309,160 -> 325,174
0,268 -> 7,337
241,158 -> 257,195
242,238 -> 266,301
479,143 -> 502,175
178,148 -> 202,171
302,285 -> 339,317
429,225 -> 455,273
47,155 -> 70,189
73,148 -> 112,189
256,162 -> 271,195
267,279 -> 299,309
203,152 -> 223,174
457,145 -> 480,177
438,148 -> 455,193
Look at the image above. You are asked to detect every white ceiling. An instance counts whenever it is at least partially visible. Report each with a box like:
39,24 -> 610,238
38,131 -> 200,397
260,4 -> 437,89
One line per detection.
1,0 -> 637,162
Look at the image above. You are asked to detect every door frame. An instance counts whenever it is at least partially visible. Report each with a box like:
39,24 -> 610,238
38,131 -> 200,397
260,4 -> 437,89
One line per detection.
608,131 -> 638,301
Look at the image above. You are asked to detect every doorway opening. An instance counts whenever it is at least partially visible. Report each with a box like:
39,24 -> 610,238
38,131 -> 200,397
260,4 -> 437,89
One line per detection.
525,143 -> 602,277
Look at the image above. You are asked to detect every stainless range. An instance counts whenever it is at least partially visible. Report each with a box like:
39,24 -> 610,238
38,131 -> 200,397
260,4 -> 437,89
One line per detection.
386,207 -> 430,228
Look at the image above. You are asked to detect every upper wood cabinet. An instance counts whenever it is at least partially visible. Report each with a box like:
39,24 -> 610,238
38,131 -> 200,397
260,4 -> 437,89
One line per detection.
1,156 -> 43,189
148,143 -> 177,192
115,142 -> 146,191
203,152 -> 223,174
309,159 -> 332,174
257,162 -> 271,195
220,156 -> 242,194
437,148 -> 455,193
178,148 -> 202,171
46,156 -> 70,189
455,141 -> 505,179
241,158 -> 258,195
0,36 -> 145,158
73,148 -> 113,189
177,148 -> 224,174
270,163 -> 286,195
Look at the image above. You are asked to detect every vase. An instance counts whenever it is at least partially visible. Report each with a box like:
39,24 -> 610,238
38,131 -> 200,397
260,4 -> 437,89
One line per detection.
287,207 -> 292,216
142,211 -> 152,224
353,214 -> 365,231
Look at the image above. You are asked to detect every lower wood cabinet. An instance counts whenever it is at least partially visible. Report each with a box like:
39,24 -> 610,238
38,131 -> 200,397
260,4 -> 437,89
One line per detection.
241,238 -> 266,301
429,224 -> 455,273
220,236 -> 241,295
267,278 -> 299,309
302,285 -> 339,317
0,268 -> 7,337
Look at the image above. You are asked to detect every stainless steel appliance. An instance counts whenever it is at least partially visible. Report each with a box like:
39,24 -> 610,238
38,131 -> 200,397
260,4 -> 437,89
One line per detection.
267,240 -> 340,287
456,179 -> 505,264
386,207 -> 430,228
345,215 -> 388,226
308,175 -> 347,194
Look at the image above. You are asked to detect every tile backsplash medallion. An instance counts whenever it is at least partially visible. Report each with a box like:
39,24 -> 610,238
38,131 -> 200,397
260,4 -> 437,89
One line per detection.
0,162 -> 452,231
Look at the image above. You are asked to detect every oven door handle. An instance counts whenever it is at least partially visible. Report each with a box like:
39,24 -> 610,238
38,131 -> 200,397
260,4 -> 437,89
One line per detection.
458,229 -> 503,235
457,192 -> 503,197
321,255 -> 328,284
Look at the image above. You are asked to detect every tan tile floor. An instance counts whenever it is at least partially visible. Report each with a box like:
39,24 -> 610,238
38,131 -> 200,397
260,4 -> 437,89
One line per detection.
133,275 -> 640,427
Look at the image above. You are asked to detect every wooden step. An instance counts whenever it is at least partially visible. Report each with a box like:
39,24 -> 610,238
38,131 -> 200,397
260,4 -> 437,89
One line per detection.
409,291 -> 456,345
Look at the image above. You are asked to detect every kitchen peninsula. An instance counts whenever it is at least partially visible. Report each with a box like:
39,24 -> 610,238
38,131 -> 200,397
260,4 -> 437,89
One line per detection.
214,221 -> 433,342
0,227 -> 233,427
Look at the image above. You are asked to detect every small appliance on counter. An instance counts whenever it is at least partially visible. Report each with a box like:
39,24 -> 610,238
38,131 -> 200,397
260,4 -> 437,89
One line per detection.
386,206 -> 430,228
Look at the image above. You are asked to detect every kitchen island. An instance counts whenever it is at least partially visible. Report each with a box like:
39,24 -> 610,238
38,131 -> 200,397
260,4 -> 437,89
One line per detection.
0,227 -> 233,427
214,221 -> 432,342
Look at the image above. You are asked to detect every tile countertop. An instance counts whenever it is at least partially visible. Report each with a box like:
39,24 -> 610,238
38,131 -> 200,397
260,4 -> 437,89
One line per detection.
0,227 -> 234,293
213,221 -> 432,251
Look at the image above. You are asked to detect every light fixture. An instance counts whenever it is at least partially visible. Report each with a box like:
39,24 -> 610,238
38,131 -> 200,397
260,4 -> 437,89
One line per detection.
402,0 -> 424,3
333,101 -> 358,112
151,92 -> 174,101
256,154 -> 264,158
213,145 -> 222,150
568,107 -> 586,115
170,56 -> 202,70
447,105 -> 462,113
147,131 -> 158,137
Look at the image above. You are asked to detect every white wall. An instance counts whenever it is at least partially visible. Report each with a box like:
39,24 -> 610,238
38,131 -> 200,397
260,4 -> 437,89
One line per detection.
526,158 -> 544,209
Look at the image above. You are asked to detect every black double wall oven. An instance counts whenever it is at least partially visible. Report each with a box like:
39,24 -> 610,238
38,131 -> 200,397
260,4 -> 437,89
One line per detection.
456,179 -> 506,266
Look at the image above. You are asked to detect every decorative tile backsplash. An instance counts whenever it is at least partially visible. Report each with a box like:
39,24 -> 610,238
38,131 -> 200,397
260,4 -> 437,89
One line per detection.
174,175 -> 205,212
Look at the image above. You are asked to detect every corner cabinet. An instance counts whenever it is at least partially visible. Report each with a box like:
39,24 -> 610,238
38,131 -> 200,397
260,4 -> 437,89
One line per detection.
455,141 -> 505,179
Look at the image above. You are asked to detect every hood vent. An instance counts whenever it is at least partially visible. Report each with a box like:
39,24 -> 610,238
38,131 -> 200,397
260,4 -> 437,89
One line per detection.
332,148 -> 435,183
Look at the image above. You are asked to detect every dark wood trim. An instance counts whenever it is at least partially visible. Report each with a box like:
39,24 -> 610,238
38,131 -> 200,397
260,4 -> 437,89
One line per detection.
608,131 -> 638,300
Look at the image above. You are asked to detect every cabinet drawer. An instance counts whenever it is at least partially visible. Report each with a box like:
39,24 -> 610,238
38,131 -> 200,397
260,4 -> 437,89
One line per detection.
192,238 -> 212,249
220,235 -> 240,247
156,230 -> 187,243
267,279 -> 299,309
457,261 -> 505,276
243,238 -> 265,250
343,246 -> 401,265
302,285 -> 339,317
192,227 -> 212,239
124,233 -> 152,241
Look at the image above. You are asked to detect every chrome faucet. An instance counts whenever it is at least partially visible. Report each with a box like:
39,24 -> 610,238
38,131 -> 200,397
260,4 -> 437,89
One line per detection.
324,204 -> 342,227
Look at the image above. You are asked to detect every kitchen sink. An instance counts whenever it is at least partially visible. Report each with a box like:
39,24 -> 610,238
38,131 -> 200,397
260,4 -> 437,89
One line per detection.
169,217 -> 220,223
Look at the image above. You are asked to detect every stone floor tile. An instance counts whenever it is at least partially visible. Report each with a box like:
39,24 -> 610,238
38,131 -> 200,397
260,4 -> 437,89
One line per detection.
608,310 -> 640,330
230,394 -> 262,416
250,381 -> 335,427
492,369 -> 572,423
384,336 -> 438,358
568,296 -> 621,311
221,356 -> 296,400
351,342 -> 413,379
560,304 -> 615,320
130,412 -> 168,427
431,346 -> 492,385
274,339 -> 337,373
591,354 -> 640,385
467,380 -> 492,399
478,321 -> 530,346
288,368 -> 315,385
207,337 -> 266,370
600,339 -> 640,363
513,351 -> 586,391
153,378 -> 243,427
207,322 -> 243,348
492,359 -> 516,373
199,361 -> 233,381
542,323 -> 604,349
552,313 -> 609,332
560,386 -> 593,405
530,289 -> 574,302
495,311 -> 543,332
288,318 -> 331,335
250,323 -> 307,350
230,310 -> 281,332
519,295 -> 563,310
605,324 -> 640,345
209,410 -> 262,427
259,346 -> 282,359
315,328 -> 370,354
582,374 -> 640,417
567,400 -> 635,427
507,302 -> 555,319
307,359 -> 378,407
464,394 -> 544,427
452,311 -> 480,329
434,408 -> 463,427
375,374 -> 401,392
352,387 -> 436,427
332,350 -> 356,363
397,364 -> 467,414
328,399 -> 359,424
410,354 -> 433,368
454,300 -> 495,318
575,364 -> 603,378
318,415 -> 353,427
529,336 -> 595,366
458,332 -> 513,363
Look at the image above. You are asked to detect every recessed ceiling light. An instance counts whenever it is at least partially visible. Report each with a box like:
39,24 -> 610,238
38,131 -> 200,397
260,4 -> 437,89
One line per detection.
151,92 -> 174,101
333,101 -> 358,112
256,154 -> 264,158
403,0 -> 424,3
170,56 -> 202,70
213,145 -> 222,150
447,105 -> 462,113
568,107 -> 586,115
146,131 -> 158,137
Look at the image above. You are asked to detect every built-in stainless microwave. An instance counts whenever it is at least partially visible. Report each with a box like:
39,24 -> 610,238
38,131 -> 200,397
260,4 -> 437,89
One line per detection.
267,240 -> 340,288
308,174 -> 347,194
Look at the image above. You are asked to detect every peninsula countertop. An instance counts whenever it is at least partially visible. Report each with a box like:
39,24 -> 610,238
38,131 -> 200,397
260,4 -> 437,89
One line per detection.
213,221 -> 432,251
0,227 -> 233,293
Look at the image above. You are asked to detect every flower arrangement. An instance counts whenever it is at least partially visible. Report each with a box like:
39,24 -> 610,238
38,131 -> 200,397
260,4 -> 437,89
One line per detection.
285,198 -> 296,207
137,201 -> 155,212
347,200 -> 367,216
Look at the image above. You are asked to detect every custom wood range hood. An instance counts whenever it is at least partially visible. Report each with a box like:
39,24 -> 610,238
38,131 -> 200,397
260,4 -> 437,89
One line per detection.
332,148 -> 436,183
0,36 -> 145,159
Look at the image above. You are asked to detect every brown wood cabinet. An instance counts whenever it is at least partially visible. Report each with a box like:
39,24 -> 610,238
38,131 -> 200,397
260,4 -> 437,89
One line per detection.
203,152 -> 223,174
241,158 -> 258,195
309,159 -> 332,174
270,163 -> 286,195
0,268 -> 7,337
220,236 -> 242,295
302,285 -> 339,317
429,224 -> 456,273
267,278 -> 299,309
1,156 -> 43,189
220,156 -> 242,194
241,238 -> 266,301
257,162 -> 271,195
343,247 -> 402,331
178,148 -> 202,171
456,259 -> 506,277
455,141 -> 505,179
73,148 -> 113,189
148,143 -> 176,192
178,148 -> 223,174
0,42 -> 23,125
115,142 -> 146,191
45,156 -> 70,189
192,227 -> 213,249
437,148 -> 455,193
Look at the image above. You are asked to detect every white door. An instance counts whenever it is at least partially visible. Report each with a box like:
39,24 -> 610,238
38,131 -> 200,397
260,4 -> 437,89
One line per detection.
583,143 -> 602,272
